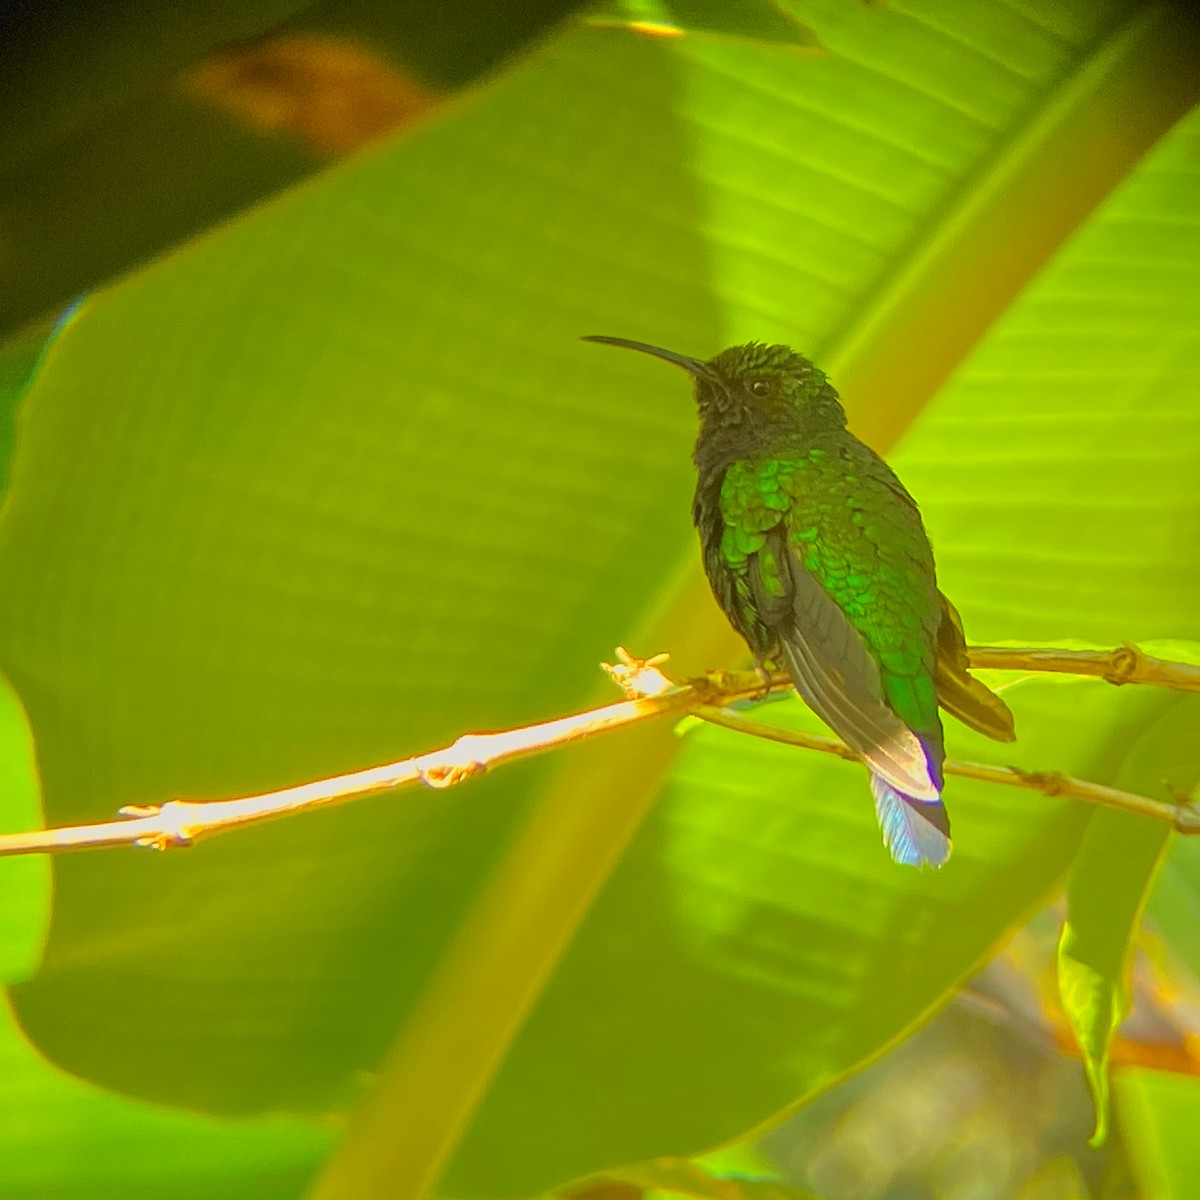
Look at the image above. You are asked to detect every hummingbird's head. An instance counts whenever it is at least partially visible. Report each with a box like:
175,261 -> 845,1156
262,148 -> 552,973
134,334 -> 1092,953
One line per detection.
583,336 -> 846,469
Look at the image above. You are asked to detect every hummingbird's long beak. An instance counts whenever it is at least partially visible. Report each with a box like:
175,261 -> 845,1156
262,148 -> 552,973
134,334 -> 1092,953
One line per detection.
582,335 -> 713,380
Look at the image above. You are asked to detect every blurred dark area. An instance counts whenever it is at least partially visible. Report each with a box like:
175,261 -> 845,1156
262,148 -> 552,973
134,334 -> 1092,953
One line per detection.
758,914 -> 1200,1200
0,0 -> 591,341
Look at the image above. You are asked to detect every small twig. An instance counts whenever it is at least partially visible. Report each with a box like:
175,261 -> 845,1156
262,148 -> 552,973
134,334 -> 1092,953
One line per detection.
0,650 -> 750,859
0,642 -> 1196,858
696,707 -> 1200,834
967,643 -> 1200,692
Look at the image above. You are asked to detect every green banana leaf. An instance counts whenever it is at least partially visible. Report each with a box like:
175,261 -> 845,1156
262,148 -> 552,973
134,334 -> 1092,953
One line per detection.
0,1 -> 1198,1196
1057,695 -> 1195,1147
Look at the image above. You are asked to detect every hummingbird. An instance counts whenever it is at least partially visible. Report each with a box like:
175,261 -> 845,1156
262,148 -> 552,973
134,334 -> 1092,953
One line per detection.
583,336 -> 1015,867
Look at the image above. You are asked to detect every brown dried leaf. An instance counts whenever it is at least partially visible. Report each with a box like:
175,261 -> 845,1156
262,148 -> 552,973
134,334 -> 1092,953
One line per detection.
180,33 -> 437,158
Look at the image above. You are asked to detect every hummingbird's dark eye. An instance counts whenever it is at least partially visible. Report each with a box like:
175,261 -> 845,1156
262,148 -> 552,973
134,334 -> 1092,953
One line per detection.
749,379 -> 772,398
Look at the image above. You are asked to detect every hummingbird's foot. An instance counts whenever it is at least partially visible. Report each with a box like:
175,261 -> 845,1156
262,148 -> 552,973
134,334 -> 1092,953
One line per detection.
603,647 -> 673,699
751,659 -> 775,701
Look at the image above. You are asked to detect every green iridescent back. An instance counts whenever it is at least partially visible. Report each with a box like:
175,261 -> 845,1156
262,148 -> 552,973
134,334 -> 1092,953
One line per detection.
709,439 -> 943,742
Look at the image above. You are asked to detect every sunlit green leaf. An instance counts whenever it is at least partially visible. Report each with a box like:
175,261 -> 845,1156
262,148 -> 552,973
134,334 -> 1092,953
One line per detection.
0,318 -> 59,996
590,0 -> 823,51
0,1 -> 1197,1195
0,665 -> 327,1200
0,673 -> 47,984
0,562 -> 328,1199
0,994 -> 329,1200
1057,695 -> 1198,1147
1115,1068 -> 1200,1200
602,1156 -> 816,1200
0,316 -> 63,498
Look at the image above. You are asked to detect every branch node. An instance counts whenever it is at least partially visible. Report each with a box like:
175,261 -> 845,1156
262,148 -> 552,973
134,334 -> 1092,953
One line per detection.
1103,643 -> 1144,686
117,804 -> 157,818
1009,766 -> 1068,796
1166,780 -> 1197,807
685,668 -> 754,706
1175,806 -> 1200,834
417,763 -> 485,789
602,647 -> 672,698
683,671 -> 724,704
416,737 -> 488,788
119,801 -> 195,849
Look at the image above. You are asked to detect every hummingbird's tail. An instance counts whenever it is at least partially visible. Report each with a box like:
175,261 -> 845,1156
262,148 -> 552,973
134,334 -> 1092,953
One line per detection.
870,772 -> 951,868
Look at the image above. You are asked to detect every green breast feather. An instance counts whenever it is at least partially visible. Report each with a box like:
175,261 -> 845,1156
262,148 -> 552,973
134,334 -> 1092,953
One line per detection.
717,450 -> 942,739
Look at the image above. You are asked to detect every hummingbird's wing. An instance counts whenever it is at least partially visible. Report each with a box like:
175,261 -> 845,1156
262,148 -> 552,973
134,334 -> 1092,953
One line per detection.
753,525 -> 951,866
861,469 -> 1015,744
750,528 -> 940,802
934,592 -> 1016,742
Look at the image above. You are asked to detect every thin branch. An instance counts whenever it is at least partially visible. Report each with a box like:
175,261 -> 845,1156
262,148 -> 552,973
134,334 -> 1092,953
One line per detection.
696,707 -> 1200,834
0,652 -> 719,858
967,642 -> 1200,692
0,642 -> 1196,859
